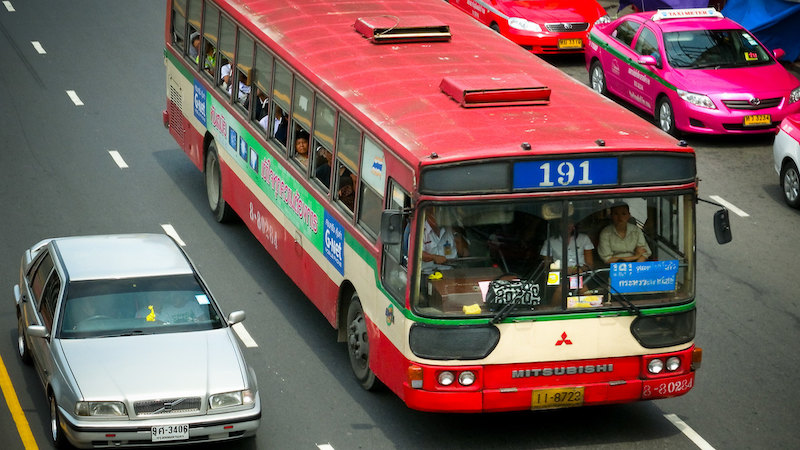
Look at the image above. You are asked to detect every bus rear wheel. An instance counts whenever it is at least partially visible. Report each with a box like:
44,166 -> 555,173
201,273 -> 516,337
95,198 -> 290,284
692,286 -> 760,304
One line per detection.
346,293 -> 378,390
205,141 -> 237,223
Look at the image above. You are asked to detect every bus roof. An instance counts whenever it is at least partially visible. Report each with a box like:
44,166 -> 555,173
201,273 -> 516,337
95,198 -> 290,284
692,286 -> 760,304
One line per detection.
218,0 -> 690,166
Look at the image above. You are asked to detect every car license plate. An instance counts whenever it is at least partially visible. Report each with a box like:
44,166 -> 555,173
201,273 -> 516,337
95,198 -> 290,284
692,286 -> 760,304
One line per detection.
151,424 -> 189,442
743,114 -> 771,126
558,39 -> 583,49
531,387 -> 584,410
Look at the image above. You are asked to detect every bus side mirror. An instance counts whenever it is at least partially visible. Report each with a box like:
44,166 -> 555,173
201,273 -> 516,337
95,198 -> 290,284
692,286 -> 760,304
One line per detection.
380,210 -> 403,245
713,209 -> 732,244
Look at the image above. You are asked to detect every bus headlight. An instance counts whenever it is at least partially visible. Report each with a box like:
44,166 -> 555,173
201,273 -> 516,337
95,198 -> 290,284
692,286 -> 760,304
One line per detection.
648,359 -> 664,374
677,89 -> 716,109
508,18 -> 542,32
458,371 -> 476,386
666,356 -> 681,371
438,371 -> 455,386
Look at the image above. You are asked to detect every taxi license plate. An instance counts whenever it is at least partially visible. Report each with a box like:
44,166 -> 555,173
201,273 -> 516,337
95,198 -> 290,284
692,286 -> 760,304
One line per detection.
151,424 -> 189,442
531,387 -> 584,410
743,114 -> 771,126
558,38 -> 583,49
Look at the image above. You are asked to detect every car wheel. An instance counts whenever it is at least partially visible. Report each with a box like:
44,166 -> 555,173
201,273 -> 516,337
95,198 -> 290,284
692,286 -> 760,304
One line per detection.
590,61 -> 608,96
490,23 -> 500,33
656,97 -> 679,137
780,160 -> 800,208
205,141 -> 237,223
49,394 -> 66,448
17,315 -> 32,365
346,293 -> 379,390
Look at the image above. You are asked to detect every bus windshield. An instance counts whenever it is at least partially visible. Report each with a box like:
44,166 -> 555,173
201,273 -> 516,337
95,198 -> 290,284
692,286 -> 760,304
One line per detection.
410,193 -> 694,318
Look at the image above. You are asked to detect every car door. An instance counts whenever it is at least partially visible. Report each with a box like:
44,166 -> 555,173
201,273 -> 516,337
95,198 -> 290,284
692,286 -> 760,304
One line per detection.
630,25 -> 663,113
603,19 -> 641,99
29,265 -> 62,387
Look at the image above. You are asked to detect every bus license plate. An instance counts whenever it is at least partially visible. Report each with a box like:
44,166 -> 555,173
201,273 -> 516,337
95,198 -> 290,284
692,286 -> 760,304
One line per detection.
743,114 -> 771,126
151,424 -> 189,442
558,39 -> 583,49
531,387 -> 584,410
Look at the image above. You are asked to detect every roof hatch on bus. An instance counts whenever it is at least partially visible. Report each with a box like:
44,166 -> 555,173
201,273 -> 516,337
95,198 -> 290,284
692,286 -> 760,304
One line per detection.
439,74 -> 551,108
354,15 -> 451,44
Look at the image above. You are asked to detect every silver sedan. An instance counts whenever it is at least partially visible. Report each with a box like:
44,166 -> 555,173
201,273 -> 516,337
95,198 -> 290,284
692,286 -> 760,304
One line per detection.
13,234 -> 261,448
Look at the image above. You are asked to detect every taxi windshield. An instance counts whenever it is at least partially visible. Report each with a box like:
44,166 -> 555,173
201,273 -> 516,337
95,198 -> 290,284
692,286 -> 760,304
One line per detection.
408,194 -> 695,318
663,29 -> 772,69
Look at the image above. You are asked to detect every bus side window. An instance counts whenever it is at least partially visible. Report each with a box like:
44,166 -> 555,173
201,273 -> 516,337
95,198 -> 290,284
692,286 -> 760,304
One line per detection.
335,118 -> 361,214
312,98 -> 336,191
271,62 -> 292,149
234,69 -> 251,109
171,0 -> 187,52
252,45 -> 272,131
382,181 -> 411,300
185,0 -> 201,65
291,125 -> 310,170
217,15 -> 235,95
358,137 -> 386,237
291,78 -> 313,171
201,4 -> 220,79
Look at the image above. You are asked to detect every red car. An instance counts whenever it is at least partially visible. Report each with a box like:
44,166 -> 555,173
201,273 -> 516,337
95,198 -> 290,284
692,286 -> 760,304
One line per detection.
446,0 -> 610,54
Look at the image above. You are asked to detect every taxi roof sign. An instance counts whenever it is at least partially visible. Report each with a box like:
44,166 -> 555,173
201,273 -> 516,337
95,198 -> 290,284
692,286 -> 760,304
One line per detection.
652,8 -> 723,21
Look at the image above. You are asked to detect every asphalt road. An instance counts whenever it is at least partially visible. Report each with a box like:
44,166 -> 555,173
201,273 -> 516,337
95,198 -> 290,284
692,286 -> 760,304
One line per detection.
1,1 -> 799,449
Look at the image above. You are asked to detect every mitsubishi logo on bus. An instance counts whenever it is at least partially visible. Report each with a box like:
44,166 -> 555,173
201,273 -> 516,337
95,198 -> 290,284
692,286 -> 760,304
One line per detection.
555,332 -> 572,346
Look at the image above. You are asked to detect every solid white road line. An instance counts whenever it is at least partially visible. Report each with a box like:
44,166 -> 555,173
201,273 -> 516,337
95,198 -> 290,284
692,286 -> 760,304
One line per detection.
108,150 -> 128,169
709,195 -> 749,217
232,323 -> 258,348
66,90 -> 84,106
3,1 -> 15,12
31,41 -> 45,54
160,224 -> 186,246
664,414 -> 715,450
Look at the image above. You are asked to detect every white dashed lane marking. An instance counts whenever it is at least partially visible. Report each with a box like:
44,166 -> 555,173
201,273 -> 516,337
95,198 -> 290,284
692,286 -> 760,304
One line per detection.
66,90 -> 84,106
709,195 -> 749,218
3,1 -> 15,12
31,41 -> 45,54
108,150 -> 128,169
665,414 -> 715,450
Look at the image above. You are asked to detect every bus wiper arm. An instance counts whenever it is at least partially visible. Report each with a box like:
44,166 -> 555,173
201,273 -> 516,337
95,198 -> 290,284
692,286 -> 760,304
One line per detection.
589,269 -> 639,315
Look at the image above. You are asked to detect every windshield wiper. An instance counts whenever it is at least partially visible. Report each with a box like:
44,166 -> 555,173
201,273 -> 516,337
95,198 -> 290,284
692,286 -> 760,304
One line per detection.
587,270 -> 640,315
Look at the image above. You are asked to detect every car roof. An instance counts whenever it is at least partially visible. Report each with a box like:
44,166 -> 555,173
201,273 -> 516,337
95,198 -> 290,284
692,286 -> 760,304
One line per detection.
51,234 -> 194,281
629,11 -> 741,33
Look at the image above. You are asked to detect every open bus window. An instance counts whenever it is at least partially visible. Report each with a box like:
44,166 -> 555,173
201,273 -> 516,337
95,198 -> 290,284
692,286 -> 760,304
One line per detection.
409,195 -> 694,318
312,144 -> 332,190
291,126 -> 310,169
252,45 -> 272,132
271,62 -> 291,149
234,69 -> 251,109
201,5 -> 219,78
185,0 -> 201,65
171,0 -> 187,52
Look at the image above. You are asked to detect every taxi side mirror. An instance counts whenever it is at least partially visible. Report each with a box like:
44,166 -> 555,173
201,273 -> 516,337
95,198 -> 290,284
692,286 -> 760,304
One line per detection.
773,48 -> 785,61
638,55 -> 658,66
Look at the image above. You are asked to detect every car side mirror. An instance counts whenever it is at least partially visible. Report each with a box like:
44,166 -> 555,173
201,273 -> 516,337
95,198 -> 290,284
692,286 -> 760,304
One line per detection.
227,310 -> 246,325
638,55 -> 658,66
27,325 -> 49,339
713,208 -> 732,244
380,210 -> 403,245
773,48 -> 785,60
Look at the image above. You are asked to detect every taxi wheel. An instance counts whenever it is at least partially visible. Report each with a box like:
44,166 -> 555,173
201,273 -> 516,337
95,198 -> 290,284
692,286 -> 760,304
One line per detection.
656,97 -> 678,137
780,160 -> 800,208
205,141 -> 237,223
16,315 -> 32,365
49,394 -> 66,448
590,61 -> 608,96
346,293 -> 379,391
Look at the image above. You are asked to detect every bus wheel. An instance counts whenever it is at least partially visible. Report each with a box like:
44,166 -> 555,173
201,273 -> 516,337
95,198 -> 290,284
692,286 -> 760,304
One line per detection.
781,160 -> 800,208
205,141 -> 236,223
656,97 -> 679,137
590,61 -> 607,96
346,293 -> 378,390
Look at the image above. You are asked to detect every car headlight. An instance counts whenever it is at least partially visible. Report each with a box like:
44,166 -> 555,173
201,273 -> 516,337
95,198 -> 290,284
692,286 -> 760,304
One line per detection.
508,17 -> 542,32
209,389 -> 256,409
790,86 -> 800,104
75,401 -> 127,416
677,89 -> 716,109
595,14 -> 612,24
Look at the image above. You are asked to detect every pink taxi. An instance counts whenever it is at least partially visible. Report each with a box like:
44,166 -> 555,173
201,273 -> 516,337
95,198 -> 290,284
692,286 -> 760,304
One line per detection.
585,8 -> 800,136
446,0 -> 610,54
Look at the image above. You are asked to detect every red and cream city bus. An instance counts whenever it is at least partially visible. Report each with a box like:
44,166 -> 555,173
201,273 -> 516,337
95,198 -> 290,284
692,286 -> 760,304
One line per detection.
163,0 -> 730,412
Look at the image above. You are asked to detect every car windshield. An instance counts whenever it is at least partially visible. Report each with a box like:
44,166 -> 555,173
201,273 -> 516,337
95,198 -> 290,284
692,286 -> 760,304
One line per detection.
408,194 -> 694,318
663,29 -> 772,69
58,274 -> 225,338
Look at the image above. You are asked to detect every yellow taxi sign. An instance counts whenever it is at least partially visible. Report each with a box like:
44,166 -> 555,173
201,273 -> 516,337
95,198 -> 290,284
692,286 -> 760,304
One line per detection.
652,8 -> 723,21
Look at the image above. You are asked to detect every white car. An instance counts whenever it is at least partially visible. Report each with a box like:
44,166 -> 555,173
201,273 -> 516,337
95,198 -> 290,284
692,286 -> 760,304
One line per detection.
13,234 -> 260,448
773,114 -> 800,208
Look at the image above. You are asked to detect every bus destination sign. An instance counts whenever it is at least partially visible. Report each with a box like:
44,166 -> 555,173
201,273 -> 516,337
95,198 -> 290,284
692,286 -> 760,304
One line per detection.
513,157 -> 618,190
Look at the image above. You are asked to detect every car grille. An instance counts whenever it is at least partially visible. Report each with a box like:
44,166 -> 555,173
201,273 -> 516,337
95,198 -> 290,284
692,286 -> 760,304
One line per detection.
722,98 -> 782,110
134,397 -> 202,416
545,22 -> 589,32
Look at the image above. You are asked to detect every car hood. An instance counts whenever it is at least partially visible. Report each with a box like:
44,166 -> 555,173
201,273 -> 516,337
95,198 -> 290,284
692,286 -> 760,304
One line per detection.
59,329 -> 246,400
668,63 -> 800,96
501,1 -> 602,23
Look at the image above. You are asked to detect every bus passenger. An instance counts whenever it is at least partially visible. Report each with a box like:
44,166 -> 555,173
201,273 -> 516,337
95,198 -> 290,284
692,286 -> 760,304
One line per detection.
189,32 -> 201,62
597,203 -> 651,264
541,220 -> 594,274
314,146 -> 332,188
220,61 -> 232,89
337,168 -> 356,211
294,130 -> 309,166
254,90 -> 269,124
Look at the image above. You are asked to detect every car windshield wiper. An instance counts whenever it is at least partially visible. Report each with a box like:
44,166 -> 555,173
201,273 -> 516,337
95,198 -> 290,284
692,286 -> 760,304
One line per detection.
491,259 -> 548,324
111,329 -> 148,337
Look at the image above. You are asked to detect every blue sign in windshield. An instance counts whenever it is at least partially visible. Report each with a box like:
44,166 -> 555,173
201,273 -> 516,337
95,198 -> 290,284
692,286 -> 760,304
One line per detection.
513,157 -> 618,189
610,260 -> 679,294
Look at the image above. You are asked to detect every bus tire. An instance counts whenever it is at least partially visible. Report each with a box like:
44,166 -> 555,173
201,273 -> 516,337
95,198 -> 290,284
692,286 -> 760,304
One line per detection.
205,141 -> 237,223
590,61 -> 608,96
346,293 -> 379,391
780,160 -> 800,208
